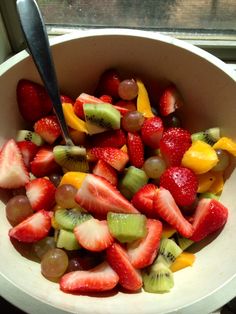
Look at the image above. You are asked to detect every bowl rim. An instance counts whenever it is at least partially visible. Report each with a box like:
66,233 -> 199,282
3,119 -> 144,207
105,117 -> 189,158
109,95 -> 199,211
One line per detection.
0,28 -> 236,314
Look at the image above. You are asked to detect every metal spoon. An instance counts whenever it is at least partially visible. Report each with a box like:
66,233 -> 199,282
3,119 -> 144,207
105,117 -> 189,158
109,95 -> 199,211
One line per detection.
16,0 -> 74,146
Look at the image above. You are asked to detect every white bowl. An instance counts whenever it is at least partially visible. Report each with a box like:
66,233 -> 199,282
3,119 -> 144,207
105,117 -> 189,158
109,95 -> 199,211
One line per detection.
0,29 -> 236,314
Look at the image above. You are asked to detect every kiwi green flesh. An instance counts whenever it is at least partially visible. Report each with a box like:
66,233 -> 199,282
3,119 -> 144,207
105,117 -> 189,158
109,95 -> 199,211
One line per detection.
107,212 -> 147,243
191,127 -> 220,145
142,262 -> 174,293
199,192 -> 220,200
16,130 -> 44,146
55,208 -> 92,231
53,145 -> 89,172
156,238 -> 182,267
175,234 -> 194,251
56,229 -> 80,250
119,166 -> 148,200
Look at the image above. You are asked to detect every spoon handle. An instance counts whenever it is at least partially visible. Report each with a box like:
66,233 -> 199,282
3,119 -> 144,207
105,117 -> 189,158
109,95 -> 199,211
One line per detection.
16,0 -> 73,145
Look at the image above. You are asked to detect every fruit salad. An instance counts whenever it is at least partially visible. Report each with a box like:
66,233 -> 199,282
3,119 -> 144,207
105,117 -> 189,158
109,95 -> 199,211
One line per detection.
1,69 -> 236,294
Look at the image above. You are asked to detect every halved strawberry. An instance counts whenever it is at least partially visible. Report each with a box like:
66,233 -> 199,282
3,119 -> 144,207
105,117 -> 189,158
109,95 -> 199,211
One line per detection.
93,160 -> 118,186
30,146 -> 60,177
113,105 -> 130,116
8,209 -> 52,243
190,198 -> 228,242
141,116 -> 164,149
159,85 -> 183,116
60,261 -> 119,293
127,132 -> 144,168
17,79 -> 53,122
0,139 -> 29,189
159,127 -> 192,167
115,100 -> 137,114
75,174 -> 139,217
96,69 -> 121,98
106,243 -> 143,291
74,93 -> 104,119
127,219 -> 162,268
99,94 -> 113,103
34,115 -> 61,144
131,184 -> 157,218
88,147 -> 129,171
74,219 -> 114,252
60,94 -> 74,105
25,178 -> 56,211
89,129 -> 126,149
17,140 -> 39,170
153,187 -> 194,238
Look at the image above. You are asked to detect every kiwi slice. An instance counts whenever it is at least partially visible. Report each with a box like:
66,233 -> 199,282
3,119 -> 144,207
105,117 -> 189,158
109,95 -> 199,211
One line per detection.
56,229 -> 80,250
199,192 -> 220,200
156,238 -> 182,266
16,130 -> 44,146
119,166 -> 148,200
142,262 -> 174,293
191,127 -> 220,145
54,208 -> 92,231
53,145 -> 89,172
175,234 -> 194,251
84,103 -> 121,135
107,212 -> 147,243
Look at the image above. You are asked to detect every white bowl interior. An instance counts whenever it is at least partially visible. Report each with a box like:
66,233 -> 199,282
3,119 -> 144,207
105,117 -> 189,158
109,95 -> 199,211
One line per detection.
0,30 -> 236,314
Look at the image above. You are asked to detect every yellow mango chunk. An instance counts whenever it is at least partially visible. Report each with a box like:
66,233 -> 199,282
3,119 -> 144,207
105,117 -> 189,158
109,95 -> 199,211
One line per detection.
208,171 -> 224,194
69,129 -> 87,145
136,79 -> 154,118
120,144 -> 128,153
197,172 -> 216,193
170,252 -> 196,272
60,172 -> 87,189
62,103 -> 88,134
162,224 -> 176,238
182,140 -> 218,174
51,216 -> 60,229
213,137 -> 236,156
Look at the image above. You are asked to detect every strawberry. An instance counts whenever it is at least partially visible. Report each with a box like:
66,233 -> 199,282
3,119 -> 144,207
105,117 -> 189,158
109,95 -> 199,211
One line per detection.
0,139 -> 29,189
160,166 -> 198,207
75,174 -> 139,217
30,146 -> 60,177
131,184 -> 157,217
96,69 -> 121,98
99,94 -> 113,103
106,243 -> 143,291
74,219 -> 114,252
141,116 -> 164,149
60,261 -> 119,293
159,85 -> 183,116
93,160 -> 118,186
153,187 -> 194,238
25,178 -> 56,211
127,132 -> 144,168
127,219 -> 162,269
60,94 -> 74,105
159,127 -> 191,167
74,93 -> 104,119
8,210 -> 52,243
89,129 -> 126,149
34,115 -> 61,144
88,147 -> 129,171
17,79 -> 52,122
17,140 -> 39,170
190,198 -> 228,242
114,100 -> 136,116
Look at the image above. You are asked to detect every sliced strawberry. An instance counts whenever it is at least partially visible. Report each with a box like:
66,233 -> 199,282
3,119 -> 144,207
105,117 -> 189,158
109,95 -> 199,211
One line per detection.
74,93 -> 104,119
75,174 -> 139,217
114,100 -> 136,116
60,94 -> 74,105
30,146 -> 60,177
17,140 -> 39,170
25,178 -> 56,211
159,85 -> 183,116
8,209 -> 52,243
106,243 -> 143,291
74,219 -> 114,252
34,115 -> 61,144
153,187 -> 194,238
141,116 -> 164,149
88,147 -> 129,171
127,219 -> 162,268
190,198 -> 228,242
89,129 -> 126,149
131,184 -> 157,218
160,166 -> 198,207
159,127 -> 191,167
99,94 -> 113,103
0,139 -> 29,189
60,261 -> 119,293
93,160 -> 118,186
17,79 -> 52,122
127,132 -> 144,168
113,105 -> 130,116
96,69 -> 121,98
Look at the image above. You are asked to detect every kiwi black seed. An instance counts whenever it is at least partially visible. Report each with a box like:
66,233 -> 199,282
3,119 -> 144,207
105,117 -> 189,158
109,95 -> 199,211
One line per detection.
156,238 -> 182,266
55,208 -> 92,231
